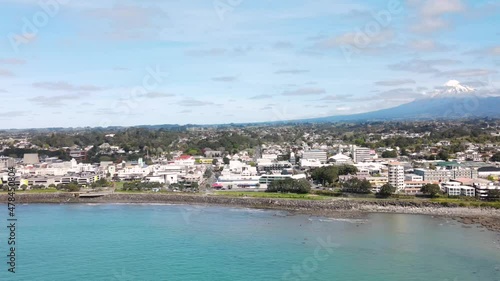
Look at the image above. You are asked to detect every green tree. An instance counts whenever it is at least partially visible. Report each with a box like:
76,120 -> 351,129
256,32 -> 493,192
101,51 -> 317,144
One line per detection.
190,182 -> 199,190
266,178 -> 311,194
311,165 -> 357,186
437,150 -> 449,161
420,183 -> 441,197
204,169 -> 213,178
378,183 -> 396,197
381,150 -> 398,158
488,189 -> 500,201
491,152 -> 500,162
223,157 -> 230,165
342,178 -> 372,194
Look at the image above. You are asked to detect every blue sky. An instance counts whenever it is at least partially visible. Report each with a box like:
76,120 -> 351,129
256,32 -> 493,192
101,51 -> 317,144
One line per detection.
0,0 -> 498,129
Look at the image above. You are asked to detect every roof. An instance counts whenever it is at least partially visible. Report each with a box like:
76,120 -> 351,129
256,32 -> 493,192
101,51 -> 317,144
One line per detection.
176,155 -> 194,160
478,167 -> 500,172
436,161 -> 460,167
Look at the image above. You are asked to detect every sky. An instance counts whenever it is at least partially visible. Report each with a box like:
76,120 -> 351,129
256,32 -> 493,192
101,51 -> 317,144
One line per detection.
0,0 -> 499,129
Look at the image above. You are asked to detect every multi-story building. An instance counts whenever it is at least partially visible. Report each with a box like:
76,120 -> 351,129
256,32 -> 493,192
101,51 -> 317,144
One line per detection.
302,150 -> 327,164
452,168 -> 478,179
0,156 -> 15,169
414,169 -> 452,182
388,162 -> 405,192
415,166 -> 478,182
353,147 -> 371,163
405,174 -> 423,181
444,182 -> 475,197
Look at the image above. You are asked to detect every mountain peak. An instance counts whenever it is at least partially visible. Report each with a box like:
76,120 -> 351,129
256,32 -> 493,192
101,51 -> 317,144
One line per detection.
442,80 -> 475,94
428,80 -> 475,98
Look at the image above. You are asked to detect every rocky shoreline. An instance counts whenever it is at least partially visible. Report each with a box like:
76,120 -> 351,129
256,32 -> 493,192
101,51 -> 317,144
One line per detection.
3,193 -> 500,232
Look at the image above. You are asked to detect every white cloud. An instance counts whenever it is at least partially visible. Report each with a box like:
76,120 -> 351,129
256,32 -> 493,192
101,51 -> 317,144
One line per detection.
409,0 -> 465,33
282,88 -> 326,96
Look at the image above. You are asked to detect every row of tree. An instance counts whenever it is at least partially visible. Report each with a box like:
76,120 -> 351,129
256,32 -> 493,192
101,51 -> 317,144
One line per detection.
266,178 -> 311,194
121,181 -> 163,191
310,165 -> 358,186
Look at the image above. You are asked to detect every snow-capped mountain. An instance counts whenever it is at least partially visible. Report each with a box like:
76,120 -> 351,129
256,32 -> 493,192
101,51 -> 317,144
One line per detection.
291,80 -> 500,123
429,80 -> 475,98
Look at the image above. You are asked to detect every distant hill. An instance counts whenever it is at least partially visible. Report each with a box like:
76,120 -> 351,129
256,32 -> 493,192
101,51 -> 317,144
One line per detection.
302,96 -> 500,123
294,81 -> 500,123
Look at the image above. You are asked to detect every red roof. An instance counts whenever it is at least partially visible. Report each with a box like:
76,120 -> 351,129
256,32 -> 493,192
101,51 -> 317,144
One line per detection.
176,155 -> 194,160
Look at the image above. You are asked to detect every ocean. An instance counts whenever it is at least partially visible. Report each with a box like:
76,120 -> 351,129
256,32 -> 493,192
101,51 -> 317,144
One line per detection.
1,204 -> 499,281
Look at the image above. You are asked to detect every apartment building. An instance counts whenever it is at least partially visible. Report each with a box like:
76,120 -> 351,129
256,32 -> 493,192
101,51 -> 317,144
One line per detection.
388,162 -> 405,192
353,147 -> 371,163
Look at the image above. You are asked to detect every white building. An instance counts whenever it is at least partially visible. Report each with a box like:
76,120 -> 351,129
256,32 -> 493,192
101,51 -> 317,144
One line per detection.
405,174 -> 423,181
299,158 -> 323,169
302,150 -> 327,164
353,147 -> 371,163
388,162 -> 405,192
328,153 -> 353,165
444,182 -> 475,197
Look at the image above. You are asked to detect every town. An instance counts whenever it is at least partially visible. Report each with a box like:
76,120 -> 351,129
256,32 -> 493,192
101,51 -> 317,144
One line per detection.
1,119 -> 499,201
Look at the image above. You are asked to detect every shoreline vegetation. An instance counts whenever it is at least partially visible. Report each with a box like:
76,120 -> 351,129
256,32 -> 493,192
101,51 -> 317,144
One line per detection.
2,191 -> 500,232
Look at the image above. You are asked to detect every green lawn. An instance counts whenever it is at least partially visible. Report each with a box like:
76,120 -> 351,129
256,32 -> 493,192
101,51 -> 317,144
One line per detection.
214,191 -> 331,200
430,197 -> 500,209
1,188 -> 60,194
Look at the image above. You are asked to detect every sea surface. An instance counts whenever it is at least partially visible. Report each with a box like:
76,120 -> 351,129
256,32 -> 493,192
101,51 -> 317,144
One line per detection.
1,204 -> 499,281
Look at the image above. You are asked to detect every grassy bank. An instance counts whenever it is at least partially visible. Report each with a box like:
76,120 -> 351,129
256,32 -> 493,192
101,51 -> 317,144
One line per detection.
214,191 -> 332,200
0,188 -> 60,194
430,198 -> 500,209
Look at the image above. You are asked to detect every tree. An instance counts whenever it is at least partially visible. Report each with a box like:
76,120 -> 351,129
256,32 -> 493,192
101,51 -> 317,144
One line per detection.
491,152 -> 500,162
437,150 -> 449,161
204,169 -> 213,178
190,182 -> 199,190
266,178 -> 311,194
420,183 -> 441,197
212,159 -> 218,165
342,178 -> 372,194
488,189 -> 500,201
378,183 -> 396,197
381,150 -> 397,158
223,157 -> 230,165
311,165 -> 357,186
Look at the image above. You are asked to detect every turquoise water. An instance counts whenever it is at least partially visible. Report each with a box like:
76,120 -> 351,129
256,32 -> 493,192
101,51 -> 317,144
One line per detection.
1,204 -> 500,281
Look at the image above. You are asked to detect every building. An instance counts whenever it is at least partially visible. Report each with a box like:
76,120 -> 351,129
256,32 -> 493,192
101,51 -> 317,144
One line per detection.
353,147 -> 371,163
452,168 -> 478,179
258,174 -> 306,185
404,181 -> 432,190
302,150 -> 327,164
0,156 -> 15,169
299,159 -> 322,169
414,169 -> 452,182
328,153 -> 353,165
477,166 -> 500,178
452,178 -> 498,200
388,162 -> 405,192
23,153 -> 39,165
444,182 -> 475,197
69,150 -> 87,161
289,152 -> 296,165
405,174 -> 423,181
